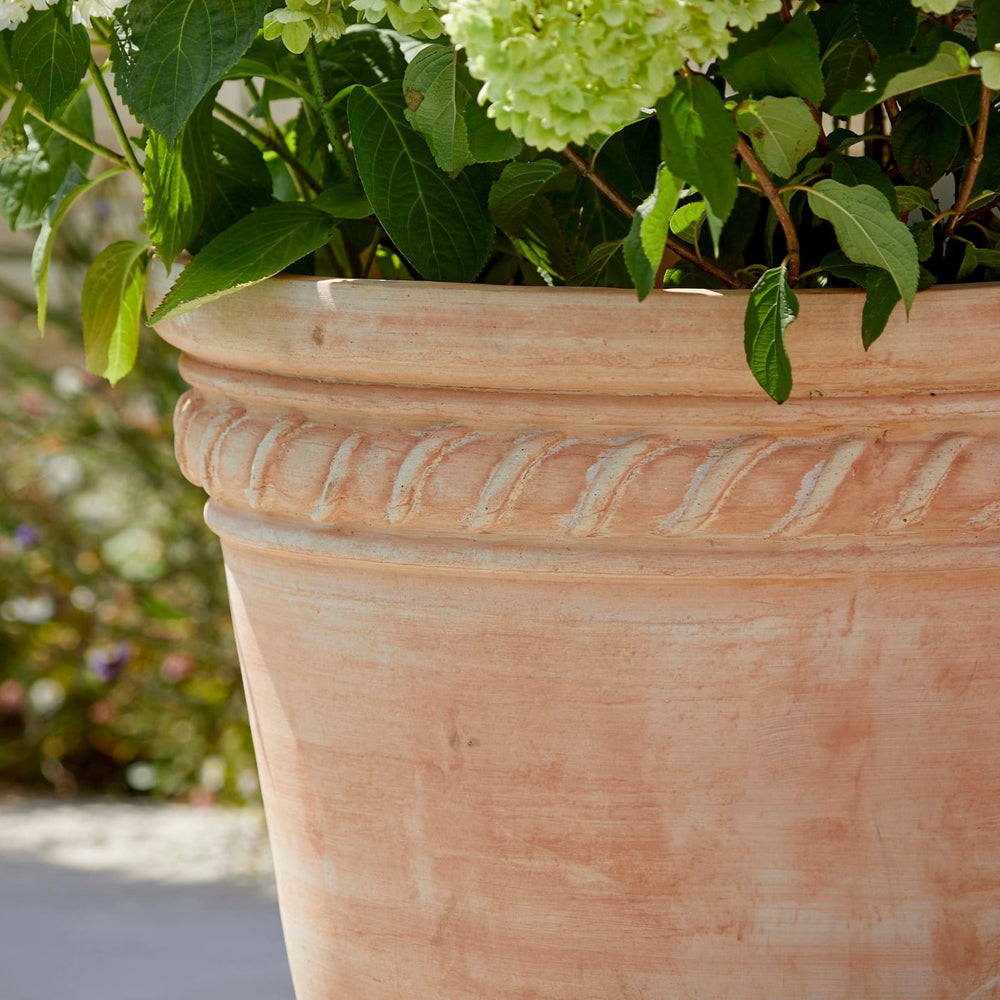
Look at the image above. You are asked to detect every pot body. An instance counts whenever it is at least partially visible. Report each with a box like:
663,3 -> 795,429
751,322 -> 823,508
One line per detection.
155,278 -> 1000,999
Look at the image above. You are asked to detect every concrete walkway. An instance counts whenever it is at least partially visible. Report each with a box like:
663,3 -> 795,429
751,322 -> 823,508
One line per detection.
0,795 -> 294,1000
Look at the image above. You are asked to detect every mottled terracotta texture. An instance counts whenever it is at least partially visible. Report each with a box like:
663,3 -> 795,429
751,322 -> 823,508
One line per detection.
152,276 -> 1000,999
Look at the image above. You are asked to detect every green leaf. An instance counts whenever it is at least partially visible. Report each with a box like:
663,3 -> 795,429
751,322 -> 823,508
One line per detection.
720,13 -> 825,105
591,116 -> 660,210
744,264 -> 798,403
657,76 -> 737,252
735,96 -> 819,179
807,179 -> 919,310
149,202 -> 338,324
832,40 -> 973,116
348,82 -> 494,282
956,244 -> 1000,279
195,120 -> 275,246
978,3 -> 1000,50
0,89 -> 93,230
83,240 -> 150,384
861,268 -> 901,350
957,240 -> 979,281
910,219 -> 936,261
830,155 -> 899,213
403,44 -> 472,174
572,240 -> 627,287
32,165 -> 124,333
922,73 -> 984,124
488,160 -> 568,282
509,195 -> 573,283
10,6 -> 90,118
821,37 -> 875,111
321,25 -> 408,91
972,247 -> 1000,271
143,94 -> 216,265
668,200 -> 707,246
891,99 -> 962,187
972,50 -> 1000,90
111,0 -> 267,143
488,159 -> 563,232
312,183 -> 372,219
465,102 -> 520,163
895,185 -> 938,215
853,0 -> 918,56
624,164 -> 682,300
817,249 -> 868,285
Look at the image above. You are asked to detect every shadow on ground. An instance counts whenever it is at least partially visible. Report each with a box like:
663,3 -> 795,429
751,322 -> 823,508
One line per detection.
0,798 -> 294,1000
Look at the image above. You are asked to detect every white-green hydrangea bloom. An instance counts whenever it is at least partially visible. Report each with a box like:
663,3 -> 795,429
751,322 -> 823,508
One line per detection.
0,0 -> 57,32
73,0 -> 129,27
911,0 -> 961,12
264,0 -> 345,53
0,0 -> 129,30
444,0 -> 782,151
349,0 -> 448,38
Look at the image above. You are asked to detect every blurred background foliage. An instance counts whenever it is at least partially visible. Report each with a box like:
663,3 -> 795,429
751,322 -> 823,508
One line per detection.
0,187 -> 257,805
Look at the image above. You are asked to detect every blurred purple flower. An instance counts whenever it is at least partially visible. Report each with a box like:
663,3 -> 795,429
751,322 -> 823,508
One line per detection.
85,643 -> 131,682
13,524 -> 40,549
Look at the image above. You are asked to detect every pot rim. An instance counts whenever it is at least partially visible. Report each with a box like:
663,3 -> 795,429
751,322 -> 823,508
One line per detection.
149,270 -> 1000,398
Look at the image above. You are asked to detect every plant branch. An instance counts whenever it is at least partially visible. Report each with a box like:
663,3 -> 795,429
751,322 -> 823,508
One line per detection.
89,57 -> 143,177
213,103 -> 322,194
0,82 -> 127,168
951,83 -> 993,231
563,145 -> 636,219
805,99 -> 831,152
305,37 -> 357,183
561,145 -> 744,290
737,136 -> 800,284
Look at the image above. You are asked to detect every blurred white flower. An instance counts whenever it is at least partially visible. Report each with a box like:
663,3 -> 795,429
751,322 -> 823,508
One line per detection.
39,453 -> 84,497
52,365 -> 86,399
100,526 -> 165,581
125,762 -> 157,792
200,756 -> 227,793
27,678 -> 65,715
237,768 -> 260,798
70,586 -> 98,612
1,594 -> 56,624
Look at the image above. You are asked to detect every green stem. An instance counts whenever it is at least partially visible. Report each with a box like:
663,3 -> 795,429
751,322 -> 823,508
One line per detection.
305,36 -> 356,183
89,57 -> 143,177
0,82 -> 127,168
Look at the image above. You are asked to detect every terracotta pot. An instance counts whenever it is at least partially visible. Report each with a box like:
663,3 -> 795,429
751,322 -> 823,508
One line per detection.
153,275 -> 1000,999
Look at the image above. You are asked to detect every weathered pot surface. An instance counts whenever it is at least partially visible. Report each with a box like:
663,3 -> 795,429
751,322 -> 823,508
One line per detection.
153,274 -> 1000,999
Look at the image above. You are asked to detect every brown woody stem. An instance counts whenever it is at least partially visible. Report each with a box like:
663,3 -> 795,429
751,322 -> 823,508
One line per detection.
737,135 -> 800,285
563,145 -> 637,219
951,84 -> 993,231
562,145 -> 744,290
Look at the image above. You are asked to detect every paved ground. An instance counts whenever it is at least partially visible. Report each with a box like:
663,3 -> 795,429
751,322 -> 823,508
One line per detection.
0,795 -> 294,1000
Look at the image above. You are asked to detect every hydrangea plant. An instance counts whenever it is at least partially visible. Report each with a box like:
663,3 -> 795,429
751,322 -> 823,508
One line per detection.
0,0 -> 996,400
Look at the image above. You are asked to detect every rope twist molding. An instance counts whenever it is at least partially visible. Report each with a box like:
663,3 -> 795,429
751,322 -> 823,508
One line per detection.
173,391 -> 997,541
